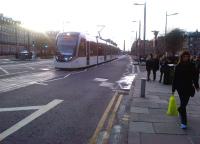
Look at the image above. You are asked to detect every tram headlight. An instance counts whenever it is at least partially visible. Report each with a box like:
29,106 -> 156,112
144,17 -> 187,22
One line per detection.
64,56 -> 72,61
64,57 -> 68,61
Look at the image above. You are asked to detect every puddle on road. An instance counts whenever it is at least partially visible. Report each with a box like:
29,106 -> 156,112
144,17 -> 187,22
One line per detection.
117,74 -> 136,90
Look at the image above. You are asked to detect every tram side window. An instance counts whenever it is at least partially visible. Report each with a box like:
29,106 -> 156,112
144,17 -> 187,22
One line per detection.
98,43 -> 104,56
105,46 -> 109,55
103,44 -> 107,56
90,42 -> 97,56
78,38 -> 86,57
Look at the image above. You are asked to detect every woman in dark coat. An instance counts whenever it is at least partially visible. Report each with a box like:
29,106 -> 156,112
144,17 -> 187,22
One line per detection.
159,55 -> 168,83
152,54 -> 160,81
146,54 -> 153,81
172,51 -> 199,129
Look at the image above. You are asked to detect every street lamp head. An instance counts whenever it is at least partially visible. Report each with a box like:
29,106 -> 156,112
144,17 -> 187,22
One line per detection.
152,30 -> 159,37
134,3 -> 144,5
173,13 -> 179,15
167,12 -> 179,16
96,24 -> 105,27
152,30 -> 159,33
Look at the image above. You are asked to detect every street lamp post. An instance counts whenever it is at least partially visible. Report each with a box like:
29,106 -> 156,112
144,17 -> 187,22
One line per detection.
164,12 -> 178,54
131,30 -> 137,42
165,12 -> 178,36
132,20 -> 141,40
133,20 -> 141,56
151,30 -> 159,54
134,2 -> 146,57
131,30 -> 136,55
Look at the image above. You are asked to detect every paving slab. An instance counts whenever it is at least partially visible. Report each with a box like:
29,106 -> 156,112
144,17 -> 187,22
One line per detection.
132,97 -> 168,104
189,136 -> 200,144
133,101 -> 168,110
153,122 -> 187,135
148,108 -> 167,114
131,113 -> 178,123
128,132 -> 140,144
129,122 -> 155,133
130,107 -> 149,114
128,71 -> 200,144
140,133 -> 192,144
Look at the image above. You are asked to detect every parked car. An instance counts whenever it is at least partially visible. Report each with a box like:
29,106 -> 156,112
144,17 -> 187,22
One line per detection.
18,50 -> 32,60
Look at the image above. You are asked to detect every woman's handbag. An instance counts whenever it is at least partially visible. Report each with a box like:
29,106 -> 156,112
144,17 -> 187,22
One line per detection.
166,95 -> 178,116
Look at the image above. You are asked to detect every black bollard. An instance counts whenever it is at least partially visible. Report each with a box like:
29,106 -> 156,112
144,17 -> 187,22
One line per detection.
140,78 -> 146,98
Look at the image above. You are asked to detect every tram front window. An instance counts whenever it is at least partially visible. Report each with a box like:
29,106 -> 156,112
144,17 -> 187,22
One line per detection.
57,38 -> 77,56
56,35 -> 78,62
57,44 -> 74,55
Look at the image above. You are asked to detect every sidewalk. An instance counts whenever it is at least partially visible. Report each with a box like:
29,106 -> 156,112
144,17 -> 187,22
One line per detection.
128,71 -> 200,144
0,55 -> 15,60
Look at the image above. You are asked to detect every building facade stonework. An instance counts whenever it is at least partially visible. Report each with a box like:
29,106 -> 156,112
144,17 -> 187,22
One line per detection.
0,13 -> 57,56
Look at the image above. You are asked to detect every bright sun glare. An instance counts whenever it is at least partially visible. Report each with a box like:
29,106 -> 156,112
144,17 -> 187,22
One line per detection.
1,0 -> 200,49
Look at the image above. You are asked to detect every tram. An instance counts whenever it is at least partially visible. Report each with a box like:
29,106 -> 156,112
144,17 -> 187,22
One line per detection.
54,32 -> 120,69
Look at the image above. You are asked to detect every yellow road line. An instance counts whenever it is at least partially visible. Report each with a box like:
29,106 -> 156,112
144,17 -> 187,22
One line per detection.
89,92 -> 118,144
104,95 -> 123,143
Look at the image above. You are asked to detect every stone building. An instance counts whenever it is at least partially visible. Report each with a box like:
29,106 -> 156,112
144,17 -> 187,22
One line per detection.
0,13 -> 57,56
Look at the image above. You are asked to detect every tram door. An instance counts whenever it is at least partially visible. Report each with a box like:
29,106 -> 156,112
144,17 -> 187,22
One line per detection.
86,41 -> 90,65
104,45 -> 107,62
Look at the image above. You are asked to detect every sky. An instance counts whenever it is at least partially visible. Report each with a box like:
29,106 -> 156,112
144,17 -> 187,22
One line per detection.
0,0 -> 200,50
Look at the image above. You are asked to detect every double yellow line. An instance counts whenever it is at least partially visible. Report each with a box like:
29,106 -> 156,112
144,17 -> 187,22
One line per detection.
89,92 -> 123,144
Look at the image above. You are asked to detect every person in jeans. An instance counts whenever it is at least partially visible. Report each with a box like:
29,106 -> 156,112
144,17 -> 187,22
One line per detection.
172,51 -> 199,129
159,55 -> 168,83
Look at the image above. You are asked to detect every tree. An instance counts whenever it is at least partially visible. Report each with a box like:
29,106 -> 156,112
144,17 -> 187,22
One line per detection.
157,36 -> 165,55
165,28 -> 186,55
35,34 -> 54,57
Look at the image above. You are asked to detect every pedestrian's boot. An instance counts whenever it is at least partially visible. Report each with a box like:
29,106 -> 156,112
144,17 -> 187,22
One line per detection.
180,124 -> 187,129
178,107 -> 187,129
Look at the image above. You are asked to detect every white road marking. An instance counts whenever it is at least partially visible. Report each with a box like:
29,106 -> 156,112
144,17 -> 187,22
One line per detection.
0,71 -> 28,77
44,74 -> 71,83
0,71 -> 57,93
0,106 -> 43,112
117,74 -> 136,90
118,83 -> 123,89
45,77 -> 66,83
71,69 -> 87,75
94,78 -> 108,82
26,66 -> 35,70
2,61 -> 15,64
0,99 -> 63,141
0,67 -> 9,74
64,74 -> 71,78
0,60 -> 53,68
99,82 -> 114,89
34,82 -> 48,86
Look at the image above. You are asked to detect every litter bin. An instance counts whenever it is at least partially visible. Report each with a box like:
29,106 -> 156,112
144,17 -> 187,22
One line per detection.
163,64 -> 175,85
